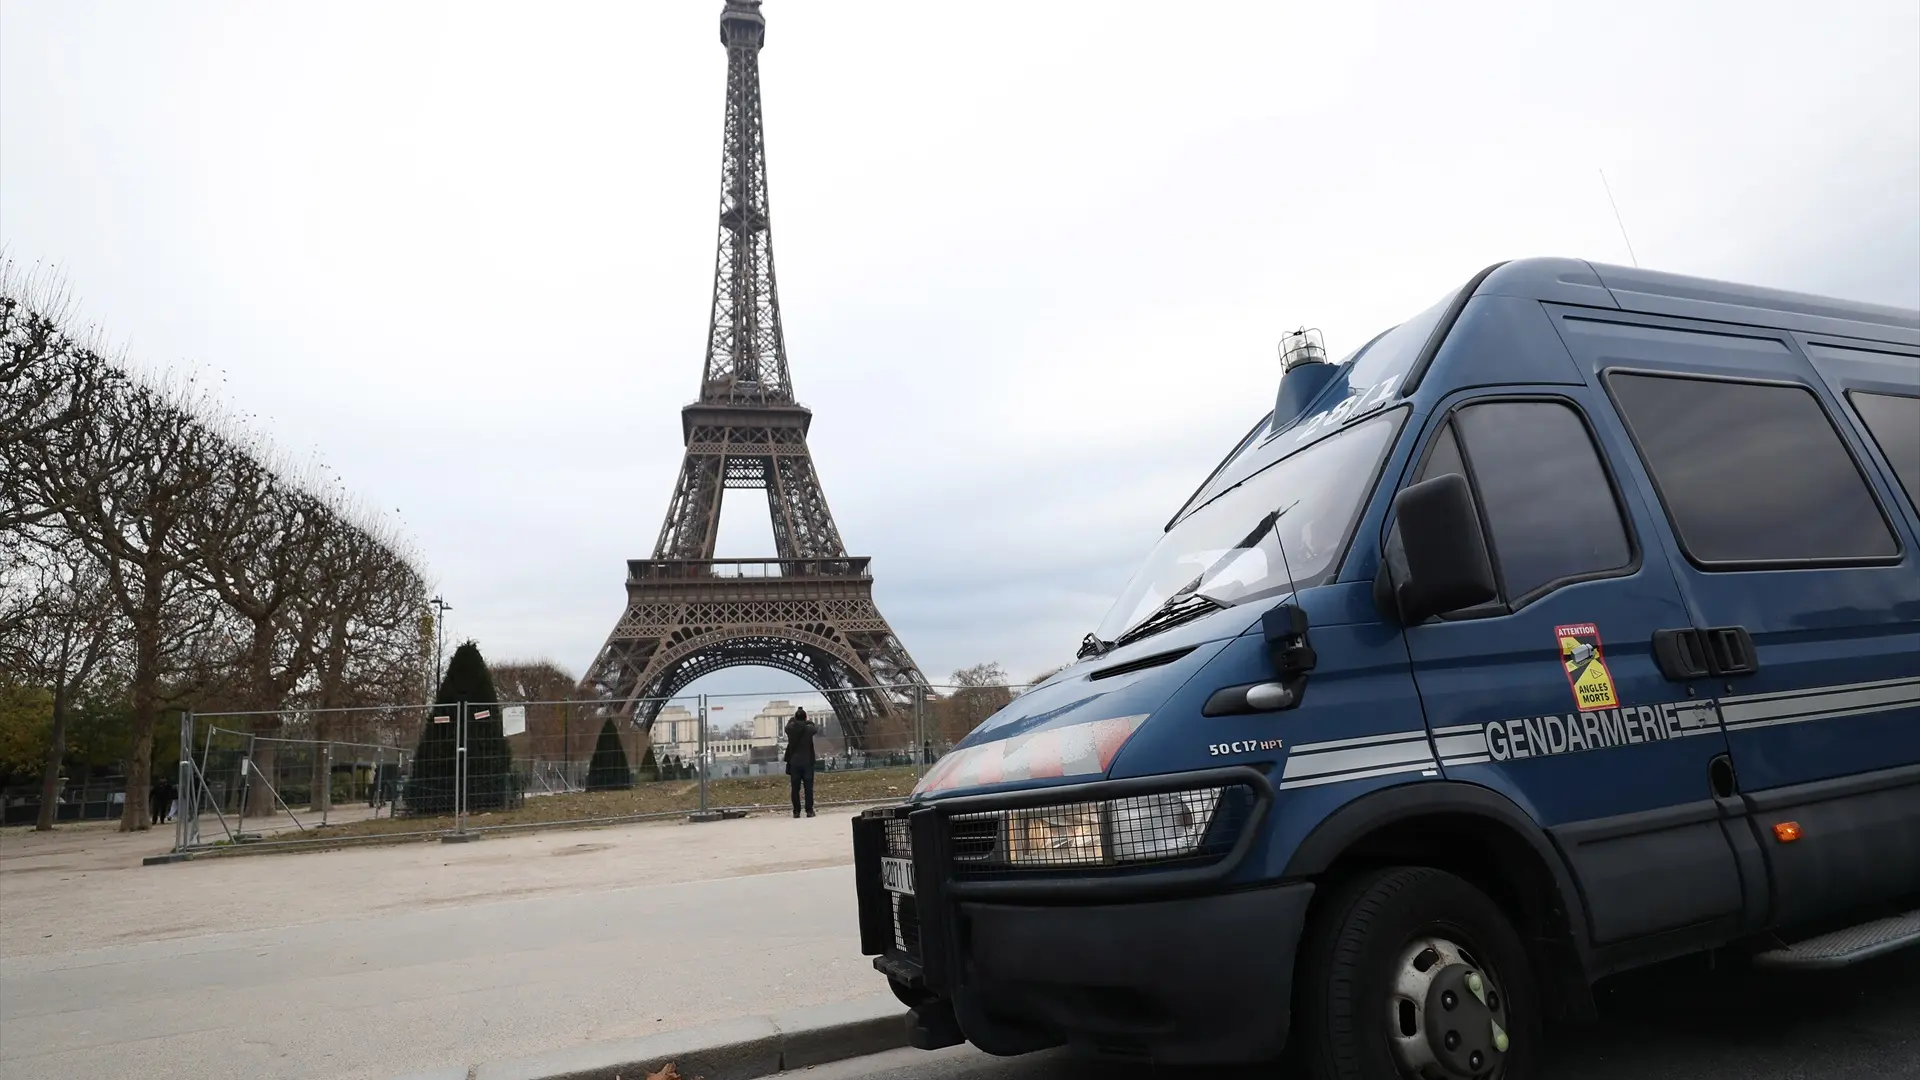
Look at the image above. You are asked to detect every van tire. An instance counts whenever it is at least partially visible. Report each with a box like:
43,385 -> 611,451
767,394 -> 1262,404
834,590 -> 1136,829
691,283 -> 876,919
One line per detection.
1290,866 -> 1541,1080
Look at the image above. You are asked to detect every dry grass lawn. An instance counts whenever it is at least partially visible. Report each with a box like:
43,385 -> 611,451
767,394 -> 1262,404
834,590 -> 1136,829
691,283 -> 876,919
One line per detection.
230,765 -> 921,847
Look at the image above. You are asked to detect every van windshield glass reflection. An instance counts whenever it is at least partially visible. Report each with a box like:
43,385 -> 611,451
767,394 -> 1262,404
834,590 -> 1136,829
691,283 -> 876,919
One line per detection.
1095,411 -> 1401,644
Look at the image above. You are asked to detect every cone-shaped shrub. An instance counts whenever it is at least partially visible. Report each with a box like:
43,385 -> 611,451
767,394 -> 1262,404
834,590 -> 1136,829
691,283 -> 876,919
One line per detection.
408,641 -> 514,814
586,718 -> 632,791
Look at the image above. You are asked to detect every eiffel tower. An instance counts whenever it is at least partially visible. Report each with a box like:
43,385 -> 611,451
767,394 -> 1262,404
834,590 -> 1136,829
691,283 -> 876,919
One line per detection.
580,0 -> 926,748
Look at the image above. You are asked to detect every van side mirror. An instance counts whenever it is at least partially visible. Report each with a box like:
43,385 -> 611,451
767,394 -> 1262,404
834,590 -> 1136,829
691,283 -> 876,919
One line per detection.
1383,473 -> 1497,624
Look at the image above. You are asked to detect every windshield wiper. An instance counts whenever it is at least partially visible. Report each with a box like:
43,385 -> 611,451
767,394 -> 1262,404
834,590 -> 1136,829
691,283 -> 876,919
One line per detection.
1114,592 -> 1223,649
1103,501 -> 1295,653
1077,632 -> 1116,660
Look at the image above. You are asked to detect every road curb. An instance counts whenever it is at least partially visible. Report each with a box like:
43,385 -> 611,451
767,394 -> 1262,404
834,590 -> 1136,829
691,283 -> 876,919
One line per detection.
386,992 -> 909,1080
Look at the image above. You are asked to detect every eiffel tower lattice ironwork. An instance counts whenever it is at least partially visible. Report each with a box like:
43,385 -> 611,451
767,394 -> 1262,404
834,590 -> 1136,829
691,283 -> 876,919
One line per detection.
580,0 -> 927,747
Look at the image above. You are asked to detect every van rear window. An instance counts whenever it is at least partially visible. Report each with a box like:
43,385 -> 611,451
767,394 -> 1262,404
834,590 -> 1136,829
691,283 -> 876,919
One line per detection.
1606,373 -> 1899,567
1847,391 -> 1920,511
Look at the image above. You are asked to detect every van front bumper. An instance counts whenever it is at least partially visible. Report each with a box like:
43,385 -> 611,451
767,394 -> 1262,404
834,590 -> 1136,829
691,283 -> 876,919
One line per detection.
853,766 -> 1308,1064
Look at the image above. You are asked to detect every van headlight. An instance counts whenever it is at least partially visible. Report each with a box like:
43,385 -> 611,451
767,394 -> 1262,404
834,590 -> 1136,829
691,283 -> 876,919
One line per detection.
1110,789 -> 1221,863
993,787 -> 1224,868
1006,805 -> 1105,866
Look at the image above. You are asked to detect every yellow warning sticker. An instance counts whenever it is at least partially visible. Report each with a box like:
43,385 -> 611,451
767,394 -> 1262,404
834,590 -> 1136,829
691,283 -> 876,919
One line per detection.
1556,623 -> 1619,710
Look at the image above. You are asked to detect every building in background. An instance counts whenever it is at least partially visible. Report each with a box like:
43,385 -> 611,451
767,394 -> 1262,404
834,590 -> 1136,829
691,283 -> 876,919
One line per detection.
649,704 -> 700,762
646,699 -> 815,776
754,699 -> 799,741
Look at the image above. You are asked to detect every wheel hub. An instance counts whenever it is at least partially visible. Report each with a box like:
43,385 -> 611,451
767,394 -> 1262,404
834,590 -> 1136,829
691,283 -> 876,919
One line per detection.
1387,936 -> 1510,1078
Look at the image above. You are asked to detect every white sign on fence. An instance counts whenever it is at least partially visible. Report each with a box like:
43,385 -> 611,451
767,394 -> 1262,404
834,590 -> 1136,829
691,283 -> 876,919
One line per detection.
502,705 -> 527,737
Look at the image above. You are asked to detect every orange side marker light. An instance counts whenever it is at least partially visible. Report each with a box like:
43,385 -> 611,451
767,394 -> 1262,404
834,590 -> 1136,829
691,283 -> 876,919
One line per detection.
1773,821 -> 1802,843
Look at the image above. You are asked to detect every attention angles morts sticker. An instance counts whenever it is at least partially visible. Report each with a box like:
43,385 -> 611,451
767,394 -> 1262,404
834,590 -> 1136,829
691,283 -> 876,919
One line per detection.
1556,622 -> 1618,711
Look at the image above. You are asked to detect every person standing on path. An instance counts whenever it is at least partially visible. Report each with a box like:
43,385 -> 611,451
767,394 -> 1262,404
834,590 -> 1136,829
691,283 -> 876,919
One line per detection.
783,707 -> 820,818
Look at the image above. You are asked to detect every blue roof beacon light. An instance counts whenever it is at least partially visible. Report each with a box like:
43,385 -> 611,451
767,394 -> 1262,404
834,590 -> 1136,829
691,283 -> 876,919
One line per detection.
1270,326 -> 1339,435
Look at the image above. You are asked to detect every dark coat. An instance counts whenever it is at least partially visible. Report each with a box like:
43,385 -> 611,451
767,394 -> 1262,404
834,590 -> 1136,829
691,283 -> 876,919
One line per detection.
783,710 -> 819,771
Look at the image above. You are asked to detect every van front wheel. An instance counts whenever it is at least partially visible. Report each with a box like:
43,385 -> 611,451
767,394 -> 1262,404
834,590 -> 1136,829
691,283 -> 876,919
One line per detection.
1291,866 -> 1540,1080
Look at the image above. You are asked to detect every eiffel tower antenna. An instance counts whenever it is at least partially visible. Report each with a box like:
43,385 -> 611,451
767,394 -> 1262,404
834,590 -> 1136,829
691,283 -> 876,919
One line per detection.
580,0 -> 927,747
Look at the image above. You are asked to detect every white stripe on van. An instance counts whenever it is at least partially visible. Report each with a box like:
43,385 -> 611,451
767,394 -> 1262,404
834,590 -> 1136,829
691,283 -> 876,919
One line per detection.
1279,759 -> 1437,790
1283,738 -> 1435,782
1720,677 -> 1920,730
1288,729 -> 1430,754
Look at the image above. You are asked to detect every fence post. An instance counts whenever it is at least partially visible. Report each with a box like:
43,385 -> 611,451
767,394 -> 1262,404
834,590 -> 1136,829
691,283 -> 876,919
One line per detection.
456,700 -> 468,834
321,742 -> 331,827
238,733 -> 255,840
202,722 -> 217,811
175,708 -> 191,851
912,692 -> 924,782
697,694 -> 709,814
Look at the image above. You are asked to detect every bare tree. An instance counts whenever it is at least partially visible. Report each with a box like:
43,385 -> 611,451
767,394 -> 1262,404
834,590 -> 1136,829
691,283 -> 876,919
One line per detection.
933,662 -> 1015,746
33,369 -> 224,831
294,514 -> 431,809
0,535 -> 123,830
0,529 -> 49,644
1026,664 -> 1067,686
490,659 -> 579,761
186,448 -> 333,815
0,280 -> 121,533
4,266 -> 435,833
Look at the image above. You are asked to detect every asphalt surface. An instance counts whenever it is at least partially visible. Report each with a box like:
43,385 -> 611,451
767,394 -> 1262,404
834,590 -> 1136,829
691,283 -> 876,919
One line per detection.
800,947 -> 1920,1080
0,832 -> 878,1080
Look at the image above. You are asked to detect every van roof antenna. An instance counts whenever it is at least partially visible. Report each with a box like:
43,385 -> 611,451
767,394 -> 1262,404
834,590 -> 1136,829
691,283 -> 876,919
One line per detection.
1598,167 -> 1640,269
1272,498 -> 1302,601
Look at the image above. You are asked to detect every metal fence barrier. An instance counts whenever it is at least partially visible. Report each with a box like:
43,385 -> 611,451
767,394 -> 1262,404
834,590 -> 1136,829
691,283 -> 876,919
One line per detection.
169,681 -> 1037,856
1,774 -> 131,826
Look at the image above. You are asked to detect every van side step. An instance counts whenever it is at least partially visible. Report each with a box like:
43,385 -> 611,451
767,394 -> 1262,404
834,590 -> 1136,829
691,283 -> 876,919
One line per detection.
1752,910 -> 1920,971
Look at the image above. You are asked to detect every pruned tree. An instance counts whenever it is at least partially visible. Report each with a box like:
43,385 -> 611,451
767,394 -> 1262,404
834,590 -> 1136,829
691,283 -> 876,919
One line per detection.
0,534 -> 123,829
31,365 -> 229,831
0,274 -> 117,533
2,264 -> 434,833
185,449 -> 332,815
586,718 -> 632,791
309,521 -> 431,716
409,641 -> 512,815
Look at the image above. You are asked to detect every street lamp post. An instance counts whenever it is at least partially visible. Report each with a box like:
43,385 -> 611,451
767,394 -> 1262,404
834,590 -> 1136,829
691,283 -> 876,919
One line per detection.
428,595 -> 452,690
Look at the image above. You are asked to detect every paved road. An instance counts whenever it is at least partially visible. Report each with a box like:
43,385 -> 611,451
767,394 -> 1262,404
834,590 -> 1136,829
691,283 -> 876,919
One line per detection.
8,818 -> 1915,1080
0,831 -> 875,1080
801,948 -> 1920,1080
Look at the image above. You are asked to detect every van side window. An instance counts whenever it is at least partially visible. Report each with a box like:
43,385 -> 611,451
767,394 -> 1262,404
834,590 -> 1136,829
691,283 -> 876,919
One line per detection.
1452,401 -> 1633,601
1847,391 -> 1920,510
1608,373 -> 1898,565
1415,424 -> 1465,483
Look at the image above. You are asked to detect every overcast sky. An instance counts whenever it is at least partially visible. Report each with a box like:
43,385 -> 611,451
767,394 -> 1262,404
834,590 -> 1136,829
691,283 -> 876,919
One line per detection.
4,0 -> 1917,707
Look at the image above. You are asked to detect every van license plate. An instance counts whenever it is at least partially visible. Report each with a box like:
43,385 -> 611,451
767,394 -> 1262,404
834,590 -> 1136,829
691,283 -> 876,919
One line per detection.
881,856 -> 915,895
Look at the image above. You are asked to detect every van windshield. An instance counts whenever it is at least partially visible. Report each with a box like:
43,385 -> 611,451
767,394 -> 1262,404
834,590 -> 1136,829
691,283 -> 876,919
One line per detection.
1094,410 -> 1402,645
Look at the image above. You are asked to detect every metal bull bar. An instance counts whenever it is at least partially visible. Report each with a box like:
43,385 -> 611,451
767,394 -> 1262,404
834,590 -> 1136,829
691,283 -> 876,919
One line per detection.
852,766 -> 1276,1003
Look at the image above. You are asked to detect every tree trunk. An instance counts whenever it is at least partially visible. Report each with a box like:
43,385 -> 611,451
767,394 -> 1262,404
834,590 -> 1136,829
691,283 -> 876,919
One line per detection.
246,740 -> 279,817
310,715 -> 332,813
35,685 -> 70,832
243,628 -> 281,817
120,616 -> 159,832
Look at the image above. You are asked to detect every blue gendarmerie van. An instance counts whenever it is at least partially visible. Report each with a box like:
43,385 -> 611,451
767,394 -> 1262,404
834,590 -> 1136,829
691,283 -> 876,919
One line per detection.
850,258 -> 1920,1080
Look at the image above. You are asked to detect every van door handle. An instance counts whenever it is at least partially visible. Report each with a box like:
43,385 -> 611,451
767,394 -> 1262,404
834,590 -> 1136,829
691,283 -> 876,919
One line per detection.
1705,626 -> 1758,676
1652,628 -> 1711,681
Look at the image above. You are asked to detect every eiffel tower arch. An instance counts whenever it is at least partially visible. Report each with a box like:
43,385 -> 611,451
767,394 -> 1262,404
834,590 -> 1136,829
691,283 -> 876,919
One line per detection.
580,0 -> 927,748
